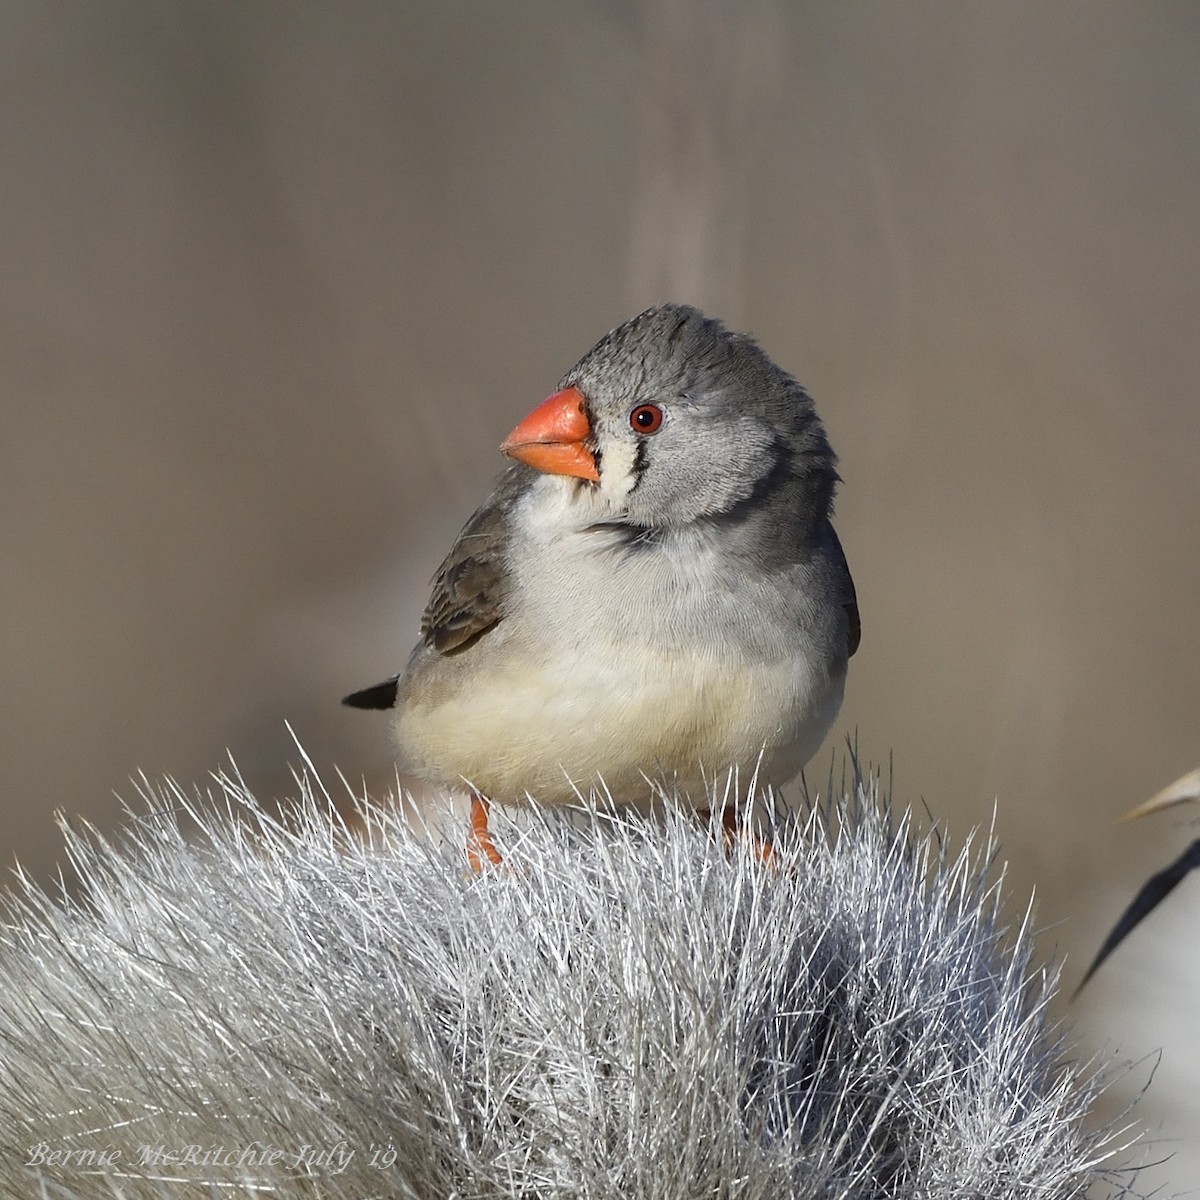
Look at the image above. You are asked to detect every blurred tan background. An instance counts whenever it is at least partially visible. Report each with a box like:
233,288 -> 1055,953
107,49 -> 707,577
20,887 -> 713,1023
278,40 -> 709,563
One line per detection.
3,0 -> 1198,1187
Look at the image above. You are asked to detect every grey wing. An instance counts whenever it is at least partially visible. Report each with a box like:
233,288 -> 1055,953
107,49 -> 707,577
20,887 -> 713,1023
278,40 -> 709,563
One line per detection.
342,469 -> 525,707
420,465 -> 527,655
828,523 -> 860,658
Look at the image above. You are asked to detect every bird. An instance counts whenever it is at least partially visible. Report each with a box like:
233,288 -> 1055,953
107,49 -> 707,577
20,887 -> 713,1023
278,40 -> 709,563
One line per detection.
1075,767 -> 1200,994
344,304 -> 860,867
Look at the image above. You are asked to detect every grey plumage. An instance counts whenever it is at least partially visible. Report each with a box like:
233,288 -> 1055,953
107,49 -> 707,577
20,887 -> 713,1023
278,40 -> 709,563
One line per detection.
561,304 -> 841,530
346,304 -> 859,805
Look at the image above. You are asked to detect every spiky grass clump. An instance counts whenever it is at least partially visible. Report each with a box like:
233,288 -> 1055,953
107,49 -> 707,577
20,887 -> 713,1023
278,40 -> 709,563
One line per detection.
0,769 -> 1139,1199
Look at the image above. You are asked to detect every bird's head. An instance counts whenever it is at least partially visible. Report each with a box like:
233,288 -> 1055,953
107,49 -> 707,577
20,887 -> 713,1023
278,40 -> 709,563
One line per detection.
501,304 -> 838,531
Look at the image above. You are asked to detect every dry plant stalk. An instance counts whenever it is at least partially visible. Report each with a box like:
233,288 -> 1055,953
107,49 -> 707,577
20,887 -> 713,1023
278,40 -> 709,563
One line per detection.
0,766 -> 1143,1199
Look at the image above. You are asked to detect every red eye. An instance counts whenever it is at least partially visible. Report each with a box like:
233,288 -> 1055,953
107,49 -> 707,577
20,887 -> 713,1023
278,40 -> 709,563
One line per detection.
629,404 -> 663,434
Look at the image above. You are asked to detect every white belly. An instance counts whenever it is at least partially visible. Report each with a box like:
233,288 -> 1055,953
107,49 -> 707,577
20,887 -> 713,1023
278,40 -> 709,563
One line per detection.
395,638 -> 844,806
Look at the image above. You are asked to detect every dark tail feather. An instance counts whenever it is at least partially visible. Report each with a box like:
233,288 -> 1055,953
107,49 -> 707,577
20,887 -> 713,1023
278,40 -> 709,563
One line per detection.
342,676 -> 400,710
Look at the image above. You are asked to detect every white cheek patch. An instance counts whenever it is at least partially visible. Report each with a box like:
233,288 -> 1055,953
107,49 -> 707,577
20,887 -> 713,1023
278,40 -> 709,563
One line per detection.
597,436 -> 639,506
515,439 -> 638,542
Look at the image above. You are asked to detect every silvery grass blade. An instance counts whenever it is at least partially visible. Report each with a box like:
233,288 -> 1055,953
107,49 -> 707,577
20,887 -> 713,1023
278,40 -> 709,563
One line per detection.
0,764 -> 1147,1199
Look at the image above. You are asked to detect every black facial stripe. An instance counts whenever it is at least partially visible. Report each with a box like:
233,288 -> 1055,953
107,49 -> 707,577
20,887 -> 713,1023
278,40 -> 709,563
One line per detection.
625,435 -> 650,494
582,395 -> 602,478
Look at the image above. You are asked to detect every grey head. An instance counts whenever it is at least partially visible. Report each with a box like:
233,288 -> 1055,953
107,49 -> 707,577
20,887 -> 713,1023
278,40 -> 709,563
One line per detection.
560,304 -> 840,535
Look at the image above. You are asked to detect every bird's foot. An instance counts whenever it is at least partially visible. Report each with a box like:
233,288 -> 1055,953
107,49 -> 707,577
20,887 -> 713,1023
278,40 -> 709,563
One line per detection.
699,805 -> 777,865
466,793 -> 505,871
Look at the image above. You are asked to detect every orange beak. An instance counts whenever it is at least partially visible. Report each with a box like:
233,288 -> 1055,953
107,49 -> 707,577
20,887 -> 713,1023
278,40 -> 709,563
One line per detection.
500,386 -> 599,482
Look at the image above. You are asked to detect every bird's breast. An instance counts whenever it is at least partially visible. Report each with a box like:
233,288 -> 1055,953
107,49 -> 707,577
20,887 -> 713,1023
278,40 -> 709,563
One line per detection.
395,529 -> 846,805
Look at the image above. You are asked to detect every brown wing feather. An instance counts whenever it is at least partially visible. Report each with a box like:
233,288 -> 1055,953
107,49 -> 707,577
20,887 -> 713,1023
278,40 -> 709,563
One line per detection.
420,467 -> 525,655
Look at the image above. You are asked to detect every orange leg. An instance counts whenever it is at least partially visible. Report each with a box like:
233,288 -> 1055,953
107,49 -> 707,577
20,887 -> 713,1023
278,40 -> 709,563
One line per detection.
466,793 -> 504,871
699,805 -> 776,864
